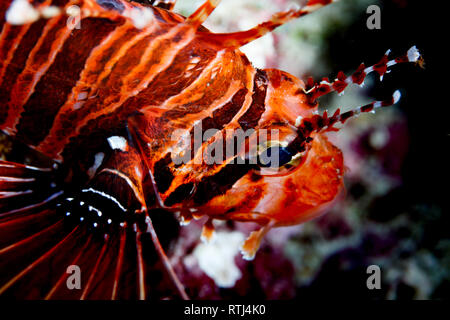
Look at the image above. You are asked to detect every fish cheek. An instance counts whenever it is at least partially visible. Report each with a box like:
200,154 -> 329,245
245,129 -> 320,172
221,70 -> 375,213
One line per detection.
272,134 -> 345,226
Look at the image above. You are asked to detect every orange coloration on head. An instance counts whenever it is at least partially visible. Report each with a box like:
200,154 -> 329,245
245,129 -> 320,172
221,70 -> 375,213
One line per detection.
196,69 -> 345,228
202,134 -> 344,226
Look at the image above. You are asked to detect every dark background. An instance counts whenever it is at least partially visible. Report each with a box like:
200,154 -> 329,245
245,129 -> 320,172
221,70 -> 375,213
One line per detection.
295,0 -> 449,299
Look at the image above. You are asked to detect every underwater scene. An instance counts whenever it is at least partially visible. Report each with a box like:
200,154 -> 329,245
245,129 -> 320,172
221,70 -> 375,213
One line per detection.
0,0 -> 446,302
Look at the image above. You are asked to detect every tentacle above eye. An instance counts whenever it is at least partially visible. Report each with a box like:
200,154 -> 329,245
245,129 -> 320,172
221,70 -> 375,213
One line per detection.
304,46 -> 423,106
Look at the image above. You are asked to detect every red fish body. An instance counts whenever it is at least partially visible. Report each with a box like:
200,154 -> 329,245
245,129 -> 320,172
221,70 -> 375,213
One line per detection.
0,0 -> 421,299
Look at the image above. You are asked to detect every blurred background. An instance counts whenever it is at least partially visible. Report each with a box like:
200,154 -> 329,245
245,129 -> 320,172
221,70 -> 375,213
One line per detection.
0,0 -> 447,300
171,0 -> 448,300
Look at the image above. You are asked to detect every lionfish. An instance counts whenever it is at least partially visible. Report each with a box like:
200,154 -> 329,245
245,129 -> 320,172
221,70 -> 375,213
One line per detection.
0,0 -> 421,299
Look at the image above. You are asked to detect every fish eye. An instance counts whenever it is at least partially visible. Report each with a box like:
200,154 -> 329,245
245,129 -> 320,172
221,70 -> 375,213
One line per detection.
257,146 -> 294,168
